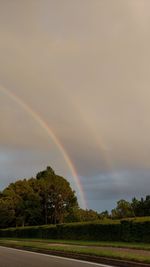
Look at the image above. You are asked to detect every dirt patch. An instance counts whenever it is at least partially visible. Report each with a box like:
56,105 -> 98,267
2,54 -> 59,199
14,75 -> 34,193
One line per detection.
49,243 -> 71,247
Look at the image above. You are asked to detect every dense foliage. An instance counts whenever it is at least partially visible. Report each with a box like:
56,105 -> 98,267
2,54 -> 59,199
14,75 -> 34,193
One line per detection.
1,218 -> 150,243
111,196 -> 150,219
0,167 -> 78,228
0,221 -> 121,241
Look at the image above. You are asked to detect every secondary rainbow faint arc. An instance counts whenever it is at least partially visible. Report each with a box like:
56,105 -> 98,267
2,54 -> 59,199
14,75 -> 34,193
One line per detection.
0,85 -> 86,209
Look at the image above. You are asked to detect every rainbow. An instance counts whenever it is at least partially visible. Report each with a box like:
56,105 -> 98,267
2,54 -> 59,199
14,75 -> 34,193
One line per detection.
72,95 -> 120,189
0,85 -> 87,209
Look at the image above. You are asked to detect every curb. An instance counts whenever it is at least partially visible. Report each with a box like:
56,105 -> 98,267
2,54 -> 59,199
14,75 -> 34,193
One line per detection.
0,244 -> 150,267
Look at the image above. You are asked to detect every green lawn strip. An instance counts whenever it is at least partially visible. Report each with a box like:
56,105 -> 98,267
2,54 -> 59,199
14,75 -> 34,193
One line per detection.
1,238 -> 150,251
0,239 -> 150,264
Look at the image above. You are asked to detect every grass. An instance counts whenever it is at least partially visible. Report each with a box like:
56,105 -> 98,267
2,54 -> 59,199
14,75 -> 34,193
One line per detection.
1,238 -> 150,250
0,238 -> 150,264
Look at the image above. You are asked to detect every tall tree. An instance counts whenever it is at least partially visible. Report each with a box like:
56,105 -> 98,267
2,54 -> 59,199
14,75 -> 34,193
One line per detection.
34,167 -> 78,224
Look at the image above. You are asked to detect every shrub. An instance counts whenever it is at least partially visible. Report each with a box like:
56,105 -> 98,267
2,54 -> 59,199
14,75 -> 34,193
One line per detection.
1,218 -> 150,243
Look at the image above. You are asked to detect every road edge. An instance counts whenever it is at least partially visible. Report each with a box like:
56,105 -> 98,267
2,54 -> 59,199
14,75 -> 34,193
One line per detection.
0,244 -> 150,267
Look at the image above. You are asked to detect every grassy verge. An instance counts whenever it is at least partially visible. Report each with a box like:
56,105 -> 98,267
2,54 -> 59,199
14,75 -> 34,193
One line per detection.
1,238 -> 150,250
0,238 -> 150,264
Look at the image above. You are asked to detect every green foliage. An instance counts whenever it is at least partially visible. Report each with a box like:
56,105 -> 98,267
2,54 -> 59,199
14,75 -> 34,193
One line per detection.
111,199 -> 134,219
3,179 -> 42,227
131,196 -> 150,217
98,210 -> 110,220
111,196 -> 150,219
1,163 -> 150,239
36,166 -> 55,180
0,198 -> 15,228
0,221 -> 121,241
64,208 -> 100,223
121,220 -> 150,242
0,166 -> 78,228
1,219 -> 150,243
57,222 -> 121,241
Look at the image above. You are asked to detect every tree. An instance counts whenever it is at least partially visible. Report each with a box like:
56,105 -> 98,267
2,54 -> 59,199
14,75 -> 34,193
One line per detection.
0,198 -> 15,228
111,199 -> 134,219
99,210 -> 110,220
34,167 -> 78,224
131,195 -> 150,217
3,179 -> 42,227
0,166 -> 78,227
36,166 -> 55,180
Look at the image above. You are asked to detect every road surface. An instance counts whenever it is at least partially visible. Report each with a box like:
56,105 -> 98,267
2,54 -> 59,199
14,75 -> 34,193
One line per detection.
0,246 -> 113,267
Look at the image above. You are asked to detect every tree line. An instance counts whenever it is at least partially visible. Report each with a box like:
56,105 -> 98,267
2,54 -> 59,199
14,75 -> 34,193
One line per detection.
111,196 -> 150,219
0,166 -> 102,228
0,166 -> 150,228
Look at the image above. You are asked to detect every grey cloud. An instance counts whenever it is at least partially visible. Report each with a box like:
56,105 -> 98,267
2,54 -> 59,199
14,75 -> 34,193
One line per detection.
83,170 -> 150,204
82,170 -> 150,211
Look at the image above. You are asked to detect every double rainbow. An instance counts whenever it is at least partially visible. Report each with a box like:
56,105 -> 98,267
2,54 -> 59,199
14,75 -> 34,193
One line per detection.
0,85 -> 86,209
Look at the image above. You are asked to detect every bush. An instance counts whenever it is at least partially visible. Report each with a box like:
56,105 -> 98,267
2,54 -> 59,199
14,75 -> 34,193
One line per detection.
1,218 -> 150,243
0,225 -> 57,239
121,220 -> 150,242
0,221 -> 121,241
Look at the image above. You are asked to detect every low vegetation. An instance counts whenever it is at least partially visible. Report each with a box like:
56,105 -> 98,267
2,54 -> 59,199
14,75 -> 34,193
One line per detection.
1,218 -> 150,243
1,238 -> 150,264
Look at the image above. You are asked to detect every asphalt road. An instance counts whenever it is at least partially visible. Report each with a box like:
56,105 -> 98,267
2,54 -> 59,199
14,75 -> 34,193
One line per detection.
0,246 -> 113,267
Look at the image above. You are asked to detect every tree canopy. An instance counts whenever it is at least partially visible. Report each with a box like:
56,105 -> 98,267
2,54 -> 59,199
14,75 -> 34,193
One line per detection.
1,166 -> 150,228
0,166 -> 78,227
111,196 -> 150,219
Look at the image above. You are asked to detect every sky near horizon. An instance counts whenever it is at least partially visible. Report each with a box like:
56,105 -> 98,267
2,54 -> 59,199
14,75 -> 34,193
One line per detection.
1,0 -> 150,211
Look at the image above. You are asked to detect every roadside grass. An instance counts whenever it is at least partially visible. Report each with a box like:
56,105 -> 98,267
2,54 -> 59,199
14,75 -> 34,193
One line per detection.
0,239 -> 150,264
1,238 -> 150,250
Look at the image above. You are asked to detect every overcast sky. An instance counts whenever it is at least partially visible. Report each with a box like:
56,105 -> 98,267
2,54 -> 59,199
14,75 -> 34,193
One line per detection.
1,0 -> 150,211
